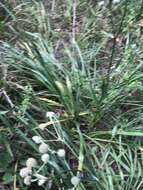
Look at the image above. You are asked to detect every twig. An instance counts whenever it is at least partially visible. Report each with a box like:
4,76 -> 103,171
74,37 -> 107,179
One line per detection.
99,1 -> 128,103
107,0 -> 128,79
72,0 -> 77,41
3,90 -> 14,108
51,0 -> 56,13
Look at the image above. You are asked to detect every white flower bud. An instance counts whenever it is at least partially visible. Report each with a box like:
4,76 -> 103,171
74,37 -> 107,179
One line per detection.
57,149 -> 65,158
71,176 -> 80,186
41,154 -> 50,163
32,136 -> 43,144
26,158 -> 37,169
39,123 -> 48,130
24,176 -> 31,185
38,179 -> 46,186
39,143 -> 49,154
20,167 -> 32,178
46,112 -> 56,117
113,0 -> 120,3
98,1 -> 104,6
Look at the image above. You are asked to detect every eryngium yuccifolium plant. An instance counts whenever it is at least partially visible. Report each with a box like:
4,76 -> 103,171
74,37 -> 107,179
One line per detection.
19,112 -> 81,189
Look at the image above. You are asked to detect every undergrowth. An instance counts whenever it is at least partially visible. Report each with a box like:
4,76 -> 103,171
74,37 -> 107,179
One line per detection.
0,0 -> 143,189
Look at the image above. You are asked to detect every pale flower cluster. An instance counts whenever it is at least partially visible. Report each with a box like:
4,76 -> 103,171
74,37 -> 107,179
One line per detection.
19,112 -> 80,188
20,133 -> 67,187
20,157 -> 37,185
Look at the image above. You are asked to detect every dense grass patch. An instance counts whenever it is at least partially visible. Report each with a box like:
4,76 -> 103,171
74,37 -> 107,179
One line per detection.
1,0 -> 143,189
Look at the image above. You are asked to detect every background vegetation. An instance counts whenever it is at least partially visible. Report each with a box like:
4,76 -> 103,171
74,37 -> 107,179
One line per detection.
0,0 -> 143,189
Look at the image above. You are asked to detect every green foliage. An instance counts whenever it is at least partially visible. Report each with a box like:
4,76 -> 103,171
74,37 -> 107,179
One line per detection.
0,0 -> 143,189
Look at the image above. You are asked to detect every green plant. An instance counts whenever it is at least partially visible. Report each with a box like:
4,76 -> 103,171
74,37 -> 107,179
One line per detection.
1,0 -> 143,189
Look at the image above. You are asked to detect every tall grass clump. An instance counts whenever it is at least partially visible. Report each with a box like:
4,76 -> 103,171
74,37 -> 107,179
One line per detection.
0,0 -> 143,189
